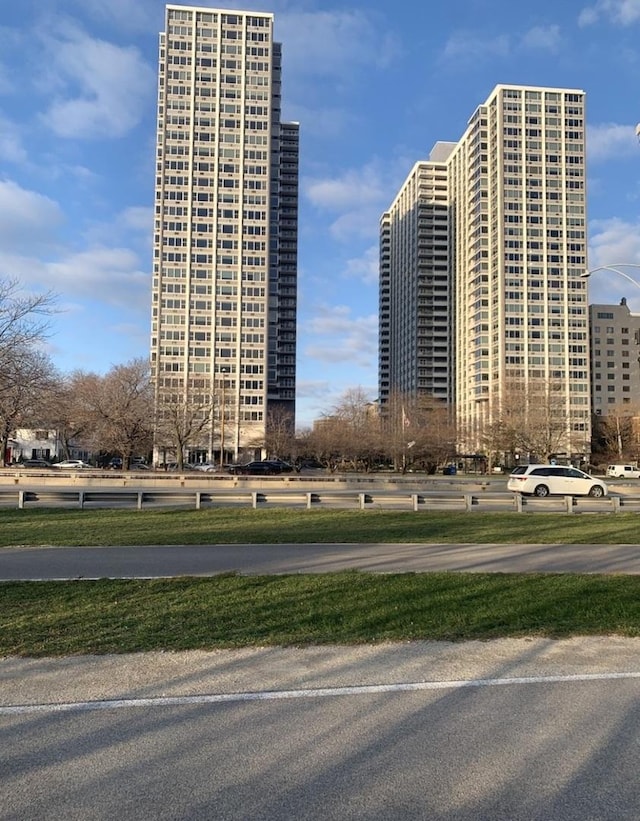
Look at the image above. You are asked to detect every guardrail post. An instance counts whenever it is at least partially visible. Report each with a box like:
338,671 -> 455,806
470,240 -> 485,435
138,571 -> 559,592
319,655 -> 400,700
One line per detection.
464,494 -> 473,511
306,492 -> 313,509
252,491 -> 258,509
18,490 -> 25,509
611,496 -> 621,513
565,495 -> 574,514
411,493 -> 419,511
78,491 -> 84,509
195,491 -> 201,510
515,493 -> 523,513
137,492 -> 143,510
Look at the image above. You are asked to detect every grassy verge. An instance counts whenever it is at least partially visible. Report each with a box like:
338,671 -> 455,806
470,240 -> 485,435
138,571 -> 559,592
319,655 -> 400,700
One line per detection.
4,509 -> 640,657
2,572 -> 640,656
3,507 -> 640,547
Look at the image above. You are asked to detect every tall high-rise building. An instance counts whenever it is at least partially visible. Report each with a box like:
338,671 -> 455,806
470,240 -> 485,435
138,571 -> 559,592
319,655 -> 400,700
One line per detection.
380,84 -> 591,461
151,5 -> 299,465
379,142 -> 456,408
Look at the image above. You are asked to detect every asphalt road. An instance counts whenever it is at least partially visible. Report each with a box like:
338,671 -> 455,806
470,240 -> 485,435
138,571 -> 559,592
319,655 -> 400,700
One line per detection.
3,638 -> 640,820
3,541 -> 640,579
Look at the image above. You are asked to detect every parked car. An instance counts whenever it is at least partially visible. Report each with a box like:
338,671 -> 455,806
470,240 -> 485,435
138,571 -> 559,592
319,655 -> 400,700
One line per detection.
298,458 -> 324,469
606,464 -> 640,479
165,462 -> 197,471
262,459 -> 294,473
19,459 -> 51,469
507,465 -> 607,497
442,464 -> 457,475
193,462 -> 220,473
52,459 -> 92,469
227,460 -> 281,475
108,457 -> 123,470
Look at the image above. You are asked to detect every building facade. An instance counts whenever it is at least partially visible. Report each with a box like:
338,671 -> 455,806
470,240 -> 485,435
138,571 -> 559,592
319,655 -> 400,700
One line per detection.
589,299 -> 640,414
379,143 -> 455,408
150,5 -> 299,465
380,84 -> 591,462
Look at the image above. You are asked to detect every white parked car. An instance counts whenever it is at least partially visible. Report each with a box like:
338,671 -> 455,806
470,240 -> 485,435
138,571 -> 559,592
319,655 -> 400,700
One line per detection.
52,459 -> 92,469
606,464 -> 640,479
193,462 -> 219,472
507,465 -> 608,498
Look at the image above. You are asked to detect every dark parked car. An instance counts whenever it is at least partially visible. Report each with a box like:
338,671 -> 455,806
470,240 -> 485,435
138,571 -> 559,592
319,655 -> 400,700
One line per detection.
228,460 -> 281,475
263,459 -> 294,473
19,459 -> 51,469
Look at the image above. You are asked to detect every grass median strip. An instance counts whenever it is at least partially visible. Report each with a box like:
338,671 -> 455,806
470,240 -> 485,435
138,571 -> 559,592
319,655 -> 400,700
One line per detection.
4,507 -> 640,546
2,572 -> 640,656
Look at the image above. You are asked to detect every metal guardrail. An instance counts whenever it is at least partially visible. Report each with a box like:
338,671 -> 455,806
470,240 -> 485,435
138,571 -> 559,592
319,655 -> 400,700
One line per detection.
0,487 -> 633,512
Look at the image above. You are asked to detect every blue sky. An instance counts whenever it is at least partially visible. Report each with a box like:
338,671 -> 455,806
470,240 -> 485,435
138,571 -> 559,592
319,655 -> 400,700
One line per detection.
2,0 -> 640,428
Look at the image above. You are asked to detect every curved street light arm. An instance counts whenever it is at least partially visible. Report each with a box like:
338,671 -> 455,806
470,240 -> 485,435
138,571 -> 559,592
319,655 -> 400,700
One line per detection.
581,264 -> 640,292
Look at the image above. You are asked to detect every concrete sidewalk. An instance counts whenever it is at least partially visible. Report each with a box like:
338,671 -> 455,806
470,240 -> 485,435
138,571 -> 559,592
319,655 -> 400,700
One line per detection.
3,636 -> 640,708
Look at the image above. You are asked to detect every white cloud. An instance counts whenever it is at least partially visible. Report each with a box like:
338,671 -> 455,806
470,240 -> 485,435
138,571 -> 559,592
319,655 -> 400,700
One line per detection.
442,31 -> 511,63
0,179 -> 149,311
0,179 -> 63,250
0,247 -> 148,309
587,123 -> 639,160
305,168 -> 384,211
276,10 -> 399,79
521,24 -> 562,51
119,206 -> 153,233
0,63 -> 13,95
45,247 -> 149,310
0,116 -> 27,164
67,0 -> 160,33
283,102 -> 355,140
588,218 -> 640,268
40,25 -> 155,139
442,24 -> 563,65
304,163 -> 389,241
304,305 -> 378,367
579,0 -> 640,26
344,245 -> 379,286
304,157 -> 417,243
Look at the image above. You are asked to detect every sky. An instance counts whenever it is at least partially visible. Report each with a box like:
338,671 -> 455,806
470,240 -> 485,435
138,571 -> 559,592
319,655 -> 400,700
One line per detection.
2,0 -> 640,428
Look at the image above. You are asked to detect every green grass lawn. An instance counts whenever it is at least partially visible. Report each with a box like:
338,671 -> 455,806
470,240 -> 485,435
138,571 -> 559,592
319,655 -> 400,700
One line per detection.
3,507 -> 640,657
2,506 -> 640,547
3,572 -> 640,656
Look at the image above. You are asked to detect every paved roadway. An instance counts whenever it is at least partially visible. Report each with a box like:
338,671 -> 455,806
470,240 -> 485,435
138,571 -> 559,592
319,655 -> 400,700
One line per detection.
3,541 -> 640,579
3,638 -> 640,820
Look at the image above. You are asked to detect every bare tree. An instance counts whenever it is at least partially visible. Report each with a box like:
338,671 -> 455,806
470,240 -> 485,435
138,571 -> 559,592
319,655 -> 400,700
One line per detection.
0,278 -> 56,369
323,388 -> 383,471
264,404 -> 296,460
398,394 -> 456,473
154,385 -> 213,470
0,279 -> 58,466
381,391 -> 456,473
484,377 -> 573,464
81,360 -> 154,468
0,349 -> 57,466
593,405 -> 638,461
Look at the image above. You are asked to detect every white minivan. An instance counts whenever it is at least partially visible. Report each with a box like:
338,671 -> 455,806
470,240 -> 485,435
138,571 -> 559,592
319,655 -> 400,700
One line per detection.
508,465 -> 608,497
606,465 -> 640,479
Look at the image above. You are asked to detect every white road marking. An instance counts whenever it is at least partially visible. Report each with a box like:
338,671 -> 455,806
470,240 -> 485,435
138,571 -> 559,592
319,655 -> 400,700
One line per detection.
3,671 -> 640,716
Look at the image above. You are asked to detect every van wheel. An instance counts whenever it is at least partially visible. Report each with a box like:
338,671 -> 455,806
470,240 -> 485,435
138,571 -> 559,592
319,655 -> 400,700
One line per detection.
533,485 -> 549,497
589,486 -> 605,498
